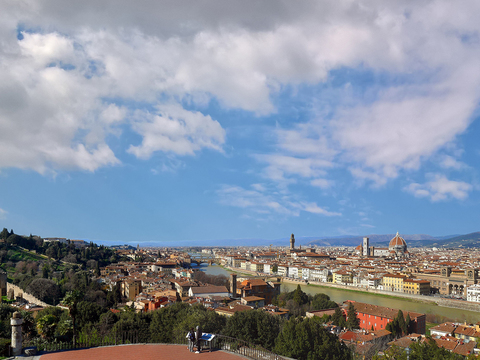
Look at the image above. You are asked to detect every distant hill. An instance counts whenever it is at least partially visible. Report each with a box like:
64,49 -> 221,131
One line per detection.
433,232 -> 480,248
306,234 -> 438,247
96,231 -> 478,248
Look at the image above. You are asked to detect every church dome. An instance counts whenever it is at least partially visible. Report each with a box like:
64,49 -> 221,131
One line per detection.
389,232 -> 407,252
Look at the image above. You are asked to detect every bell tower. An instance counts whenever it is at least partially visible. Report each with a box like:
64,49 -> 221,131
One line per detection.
290,234 -> 295,250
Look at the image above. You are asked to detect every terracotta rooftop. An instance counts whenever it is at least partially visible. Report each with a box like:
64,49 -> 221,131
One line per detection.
38,344 -> 249,360
346,301 -> 423,320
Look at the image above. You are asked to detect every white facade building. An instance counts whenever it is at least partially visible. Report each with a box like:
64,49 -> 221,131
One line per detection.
467,284 -> 480,302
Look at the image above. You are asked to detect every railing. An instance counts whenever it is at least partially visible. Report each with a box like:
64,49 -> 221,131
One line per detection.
23,332 -> 286,360
212,334 -> 286,360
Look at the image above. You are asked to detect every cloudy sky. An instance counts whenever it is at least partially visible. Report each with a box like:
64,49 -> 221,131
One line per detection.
1,0 -> 480,244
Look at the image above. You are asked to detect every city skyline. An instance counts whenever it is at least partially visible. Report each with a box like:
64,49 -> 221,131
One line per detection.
1,1 -> 480,244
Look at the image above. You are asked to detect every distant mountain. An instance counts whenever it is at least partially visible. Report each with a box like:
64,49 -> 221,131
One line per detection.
96,231 -> 479,248
433,232 -> 480,248
306,234 -> 438,247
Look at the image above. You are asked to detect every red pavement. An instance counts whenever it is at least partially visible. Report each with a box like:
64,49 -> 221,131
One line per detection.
39,344 -> 248,360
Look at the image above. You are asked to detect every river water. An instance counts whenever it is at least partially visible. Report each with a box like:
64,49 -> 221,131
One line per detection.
197,265 -> 480,323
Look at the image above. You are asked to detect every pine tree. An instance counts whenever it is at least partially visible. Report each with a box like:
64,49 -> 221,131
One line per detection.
332,307 -> 346,328
346,302 -> 360,330
405,313 -> 412,334
397,310 -> 407,335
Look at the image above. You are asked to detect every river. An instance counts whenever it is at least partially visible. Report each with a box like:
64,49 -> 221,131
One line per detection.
197,265 -> 480,323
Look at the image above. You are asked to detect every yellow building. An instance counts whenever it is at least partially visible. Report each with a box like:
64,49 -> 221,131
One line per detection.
382,274 -> 406,292
333,270 -> 351,284
122,279 -> 142,301
403,279 -> 430,295
250,262 -> 264,273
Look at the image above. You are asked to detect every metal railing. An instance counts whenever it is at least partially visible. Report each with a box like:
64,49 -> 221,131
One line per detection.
212,334 -> 287,360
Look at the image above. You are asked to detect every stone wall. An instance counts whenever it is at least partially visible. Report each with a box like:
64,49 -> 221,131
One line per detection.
6,283 -> 50,308
437,298 -> 480,312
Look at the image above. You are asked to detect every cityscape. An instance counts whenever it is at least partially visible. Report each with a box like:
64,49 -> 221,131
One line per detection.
0,230 -> 480,358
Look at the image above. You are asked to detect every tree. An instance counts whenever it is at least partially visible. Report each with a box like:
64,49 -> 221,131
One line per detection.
346,302 -> 360,330
62,290 -> 83,346
405,313 -> 412,335
310,293 -> 338,310
223,309 -> 280,350
331,307 -> 346,328
397,310 -> 407,336
36,314 -> 58,340
275,317 -> 352,360
0,228 -> 8,240
272,264 -> 278,274
26,278 -> 61,305
292,285 -> 309,306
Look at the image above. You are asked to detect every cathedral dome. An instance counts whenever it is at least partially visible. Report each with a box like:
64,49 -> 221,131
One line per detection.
389,232 -> 407,253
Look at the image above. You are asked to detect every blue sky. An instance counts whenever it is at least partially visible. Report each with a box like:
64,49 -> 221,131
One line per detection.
1,1 -> 480,245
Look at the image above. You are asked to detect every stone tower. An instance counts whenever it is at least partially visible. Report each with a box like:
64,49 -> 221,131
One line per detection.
362,237 -> 370,257
290,234 -> 295,250
230,274 -> 237,297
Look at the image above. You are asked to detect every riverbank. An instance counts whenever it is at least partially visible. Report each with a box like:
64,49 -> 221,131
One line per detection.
284,278 -> 480,314
221,265 -> 480,314
282,278 -> 437,304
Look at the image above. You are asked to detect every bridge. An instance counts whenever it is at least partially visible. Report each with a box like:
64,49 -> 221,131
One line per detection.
188,254 -> 217,266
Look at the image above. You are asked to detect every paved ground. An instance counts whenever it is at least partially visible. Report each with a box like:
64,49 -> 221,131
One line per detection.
26,344 -> 248,360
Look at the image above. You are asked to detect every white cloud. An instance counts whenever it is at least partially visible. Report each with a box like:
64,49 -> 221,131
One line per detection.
127,105 -> 225,158
310,178 -> 334,189
1,0 -> 480,182
254,154 -> 333,185
438,155 -> 467,170
296,202 -> 341,217
216,185 -> 295,216
216,184 -> 341,217
404,174 -> 472,201
0,208 -> 7,220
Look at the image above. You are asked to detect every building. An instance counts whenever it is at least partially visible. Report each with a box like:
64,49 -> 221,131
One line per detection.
356,233 -> 408,257
467,284 -> 480,302
241,296 -> 265,307
382,274 -> 406,292
388,232 -> 408,255
333,270 -> 352,285
362,237 -> 370,257
236,278 -> 280,304
188,285 -> 229,298
122,279 -> 142,301
417,266 -> 478,297
403,279 -> 430,295
344,301 -> 426,334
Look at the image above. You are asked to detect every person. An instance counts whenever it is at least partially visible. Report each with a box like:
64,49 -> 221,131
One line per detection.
188,328 -> 195,352
195,325 -> 202,353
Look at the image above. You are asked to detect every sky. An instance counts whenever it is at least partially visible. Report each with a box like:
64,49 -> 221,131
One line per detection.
1,0 -> 480,245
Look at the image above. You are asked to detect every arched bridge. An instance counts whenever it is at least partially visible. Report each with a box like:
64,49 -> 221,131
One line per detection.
189,255 -> 217,266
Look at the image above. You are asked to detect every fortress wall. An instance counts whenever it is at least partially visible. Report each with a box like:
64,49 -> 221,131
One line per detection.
6,282 -> 51,308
